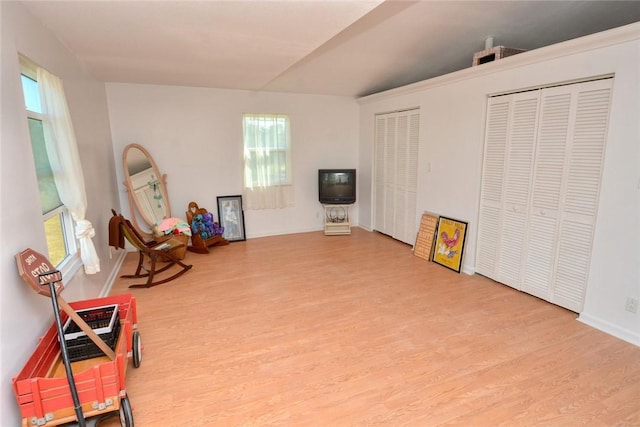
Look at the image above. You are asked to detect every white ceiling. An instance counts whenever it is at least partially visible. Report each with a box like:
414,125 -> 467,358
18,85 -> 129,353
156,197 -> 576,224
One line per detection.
22,0 -> 640,97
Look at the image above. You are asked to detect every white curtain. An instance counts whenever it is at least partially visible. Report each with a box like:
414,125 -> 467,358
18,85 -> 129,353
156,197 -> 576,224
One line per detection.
37,68 -> 100,274
242,114 -> 294,210
243,184 -> 294,210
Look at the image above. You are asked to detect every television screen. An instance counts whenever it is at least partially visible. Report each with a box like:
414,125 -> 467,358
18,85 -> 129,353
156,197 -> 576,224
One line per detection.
318,169 -> 356,204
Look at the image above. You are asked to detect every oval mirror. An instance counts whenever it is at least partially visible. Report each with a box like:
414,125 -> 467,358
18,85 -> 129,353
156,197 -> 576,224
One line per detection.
122,144 -> 171,234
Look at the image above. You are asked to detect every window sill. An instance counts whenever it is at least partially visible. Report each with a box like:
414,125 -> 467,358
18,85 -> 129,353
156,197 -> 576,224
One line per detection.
58,253 -> 82,287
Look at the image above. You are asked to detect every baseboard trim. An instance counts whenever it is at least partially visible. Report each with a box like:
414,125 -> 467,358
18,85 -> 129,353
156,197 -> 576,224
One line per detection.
578,312 -> 640,347
99,249 -> 127,297
247,224 -> 367,239
247,226 -> 323,239
462,265 -> 475,276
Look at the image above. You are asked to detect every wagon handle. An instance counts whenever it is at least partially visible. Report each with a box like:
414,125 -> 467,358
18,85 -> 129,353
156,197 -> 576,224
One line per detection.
40,273 -> 87,426
16,249 -> 116,361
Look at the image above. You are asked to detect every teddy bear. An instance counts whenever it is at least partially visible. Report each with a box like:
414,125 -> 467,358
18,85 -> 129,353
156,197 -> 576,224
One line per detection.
191,213 -> 224,240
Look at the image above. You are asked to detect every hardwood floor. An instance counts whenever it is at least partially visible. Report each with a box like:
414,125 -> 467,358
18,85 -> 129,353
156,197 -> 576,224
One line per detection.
103,227 -> 640,426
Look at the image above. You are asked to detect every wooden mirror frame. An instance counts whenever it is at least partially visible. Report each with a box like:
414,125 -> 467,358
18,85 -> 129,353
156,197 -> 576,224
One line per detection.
122,144 -> 172,236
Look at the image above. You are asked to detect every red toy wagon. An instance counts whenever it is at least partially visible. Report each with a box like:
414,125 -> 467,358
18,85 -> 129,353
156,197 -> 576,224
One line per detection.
13,249 -> 142,427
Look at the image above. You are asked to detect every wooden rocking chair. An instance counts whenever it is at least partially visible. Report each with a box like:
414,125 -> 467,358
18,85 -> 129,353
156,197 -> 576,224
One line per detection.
109,210 -> 192,288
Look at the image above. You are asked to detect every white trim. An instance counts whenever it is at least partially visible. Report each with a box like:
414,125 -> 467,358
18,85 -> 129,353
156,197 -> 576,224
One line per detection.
578,313 -> 640,347
25,108 -> 44,121
19,53 -> 38,80
488,74 -> 614,98
60,254 -> 82,285
374,106 -> 420,116
357,22 -> 640,104
358,224 -> 373,232
99,249 -> 127,297
247,226 -> 323,239
462,266 -> 475,276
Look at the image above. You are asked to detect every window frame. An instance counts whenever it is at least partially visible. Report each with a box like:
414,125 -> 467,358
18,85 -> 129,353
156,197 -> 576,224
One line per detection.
242,113 -> 293,188
20,55 -> 80,278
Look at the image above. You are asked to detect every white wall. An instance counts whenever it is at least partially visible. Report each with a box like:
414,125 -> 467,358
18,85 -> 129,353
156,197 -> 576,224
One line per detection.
358,24 -> 640,345
1,4 -> 635,424
0,3 -> 122,423
106,84 -> 360,237
1,4 -> 358,421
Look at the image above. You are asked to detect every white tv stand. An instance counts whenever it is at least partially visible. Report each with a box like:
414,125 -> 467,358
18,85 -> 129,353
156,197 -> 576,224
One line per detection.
323,204 -> 351,235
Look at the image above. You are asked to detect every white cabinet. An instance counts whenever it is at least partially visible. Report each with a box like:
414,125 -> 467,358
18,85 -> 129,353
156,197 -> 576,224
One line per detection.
476,79 -> 612,312
323,204 -> 351,235
373,109 -> 420,245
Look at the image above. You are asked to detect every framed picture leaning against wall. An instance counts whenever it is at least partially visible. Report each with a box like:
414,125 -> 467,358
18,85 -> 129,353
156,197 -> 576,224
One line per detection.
217,195 -> 246,242
432,216 -> 468,273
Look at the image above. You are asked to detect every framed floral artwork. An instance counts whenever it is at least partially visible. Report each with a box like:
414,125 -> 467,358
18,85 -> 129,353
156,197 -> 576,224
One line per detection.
432,216 -> 468,273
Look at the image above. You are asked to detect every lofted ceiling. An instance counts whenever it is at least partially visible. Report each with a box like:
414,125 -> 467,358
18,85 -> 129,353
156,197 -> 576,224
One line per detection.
22,0 -> 640,97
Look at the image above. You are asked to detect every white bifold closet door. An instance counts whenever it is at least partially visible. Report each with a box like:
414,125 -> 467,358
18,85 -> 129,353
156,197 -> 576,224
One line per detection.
476,78 -> 612,312
374,109 -> 420,245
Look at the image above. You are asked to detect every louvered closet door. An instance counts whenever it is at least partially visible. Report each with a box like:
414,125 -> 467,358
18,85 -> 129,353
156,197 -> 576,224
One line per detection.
373,109 -> 420,244
477,78 -> 612,313
392,111 -> 420,244
550,79 -> 612,312
374,115 -> 388,233
394,114 -> 409,241
476,97 -> 509,279
522,85 -> 573,299
476,92 -> 540,286
404,111 -> 420,244
383,114 -> 397,236
523,79 -> 612,311
373,113 -> 397,236
498,92 -> 540,289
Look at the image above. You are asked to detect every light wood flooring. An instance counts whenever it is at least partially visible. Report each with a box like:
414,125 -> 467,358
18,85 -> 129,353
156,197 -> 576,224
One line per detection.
103,227 -> 640,426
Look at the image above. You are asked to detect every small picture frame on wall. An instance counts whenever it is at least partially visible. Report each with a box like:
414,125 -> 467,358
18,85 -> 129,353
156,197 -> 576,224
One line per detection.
432,216 -> 468,273
217,195 -> 246,242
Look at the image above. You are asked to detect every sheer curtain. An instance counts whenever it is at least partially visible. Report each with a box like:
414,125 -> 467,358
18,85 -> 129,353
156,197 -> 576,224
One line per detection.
37,68 -> 100,274
242,114 -> 294,210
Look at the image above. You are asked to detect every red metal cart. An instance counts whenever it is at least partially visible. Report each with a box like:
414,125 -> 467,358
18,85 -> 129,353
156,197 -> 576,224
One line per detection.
13,249 -> 142,427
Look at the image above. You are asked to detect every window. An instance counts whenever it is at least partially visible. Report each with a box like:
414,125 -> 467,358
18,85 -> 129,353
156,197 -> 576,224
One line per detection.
20,61 -> 77,268
242,114 -> 294,209
243,114 -> 291,186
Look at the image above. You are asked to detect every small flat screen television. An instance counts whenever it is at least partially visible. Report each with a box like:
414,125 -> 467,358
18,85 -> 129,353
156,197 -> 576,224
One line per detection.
318,169 -> 356,205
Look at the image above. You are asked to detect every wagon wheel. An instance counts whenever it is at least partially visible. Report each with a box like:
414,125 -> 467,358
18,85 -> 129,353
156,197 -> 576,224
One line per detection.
132,331 -> 142,368
119,395 -> 134,427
